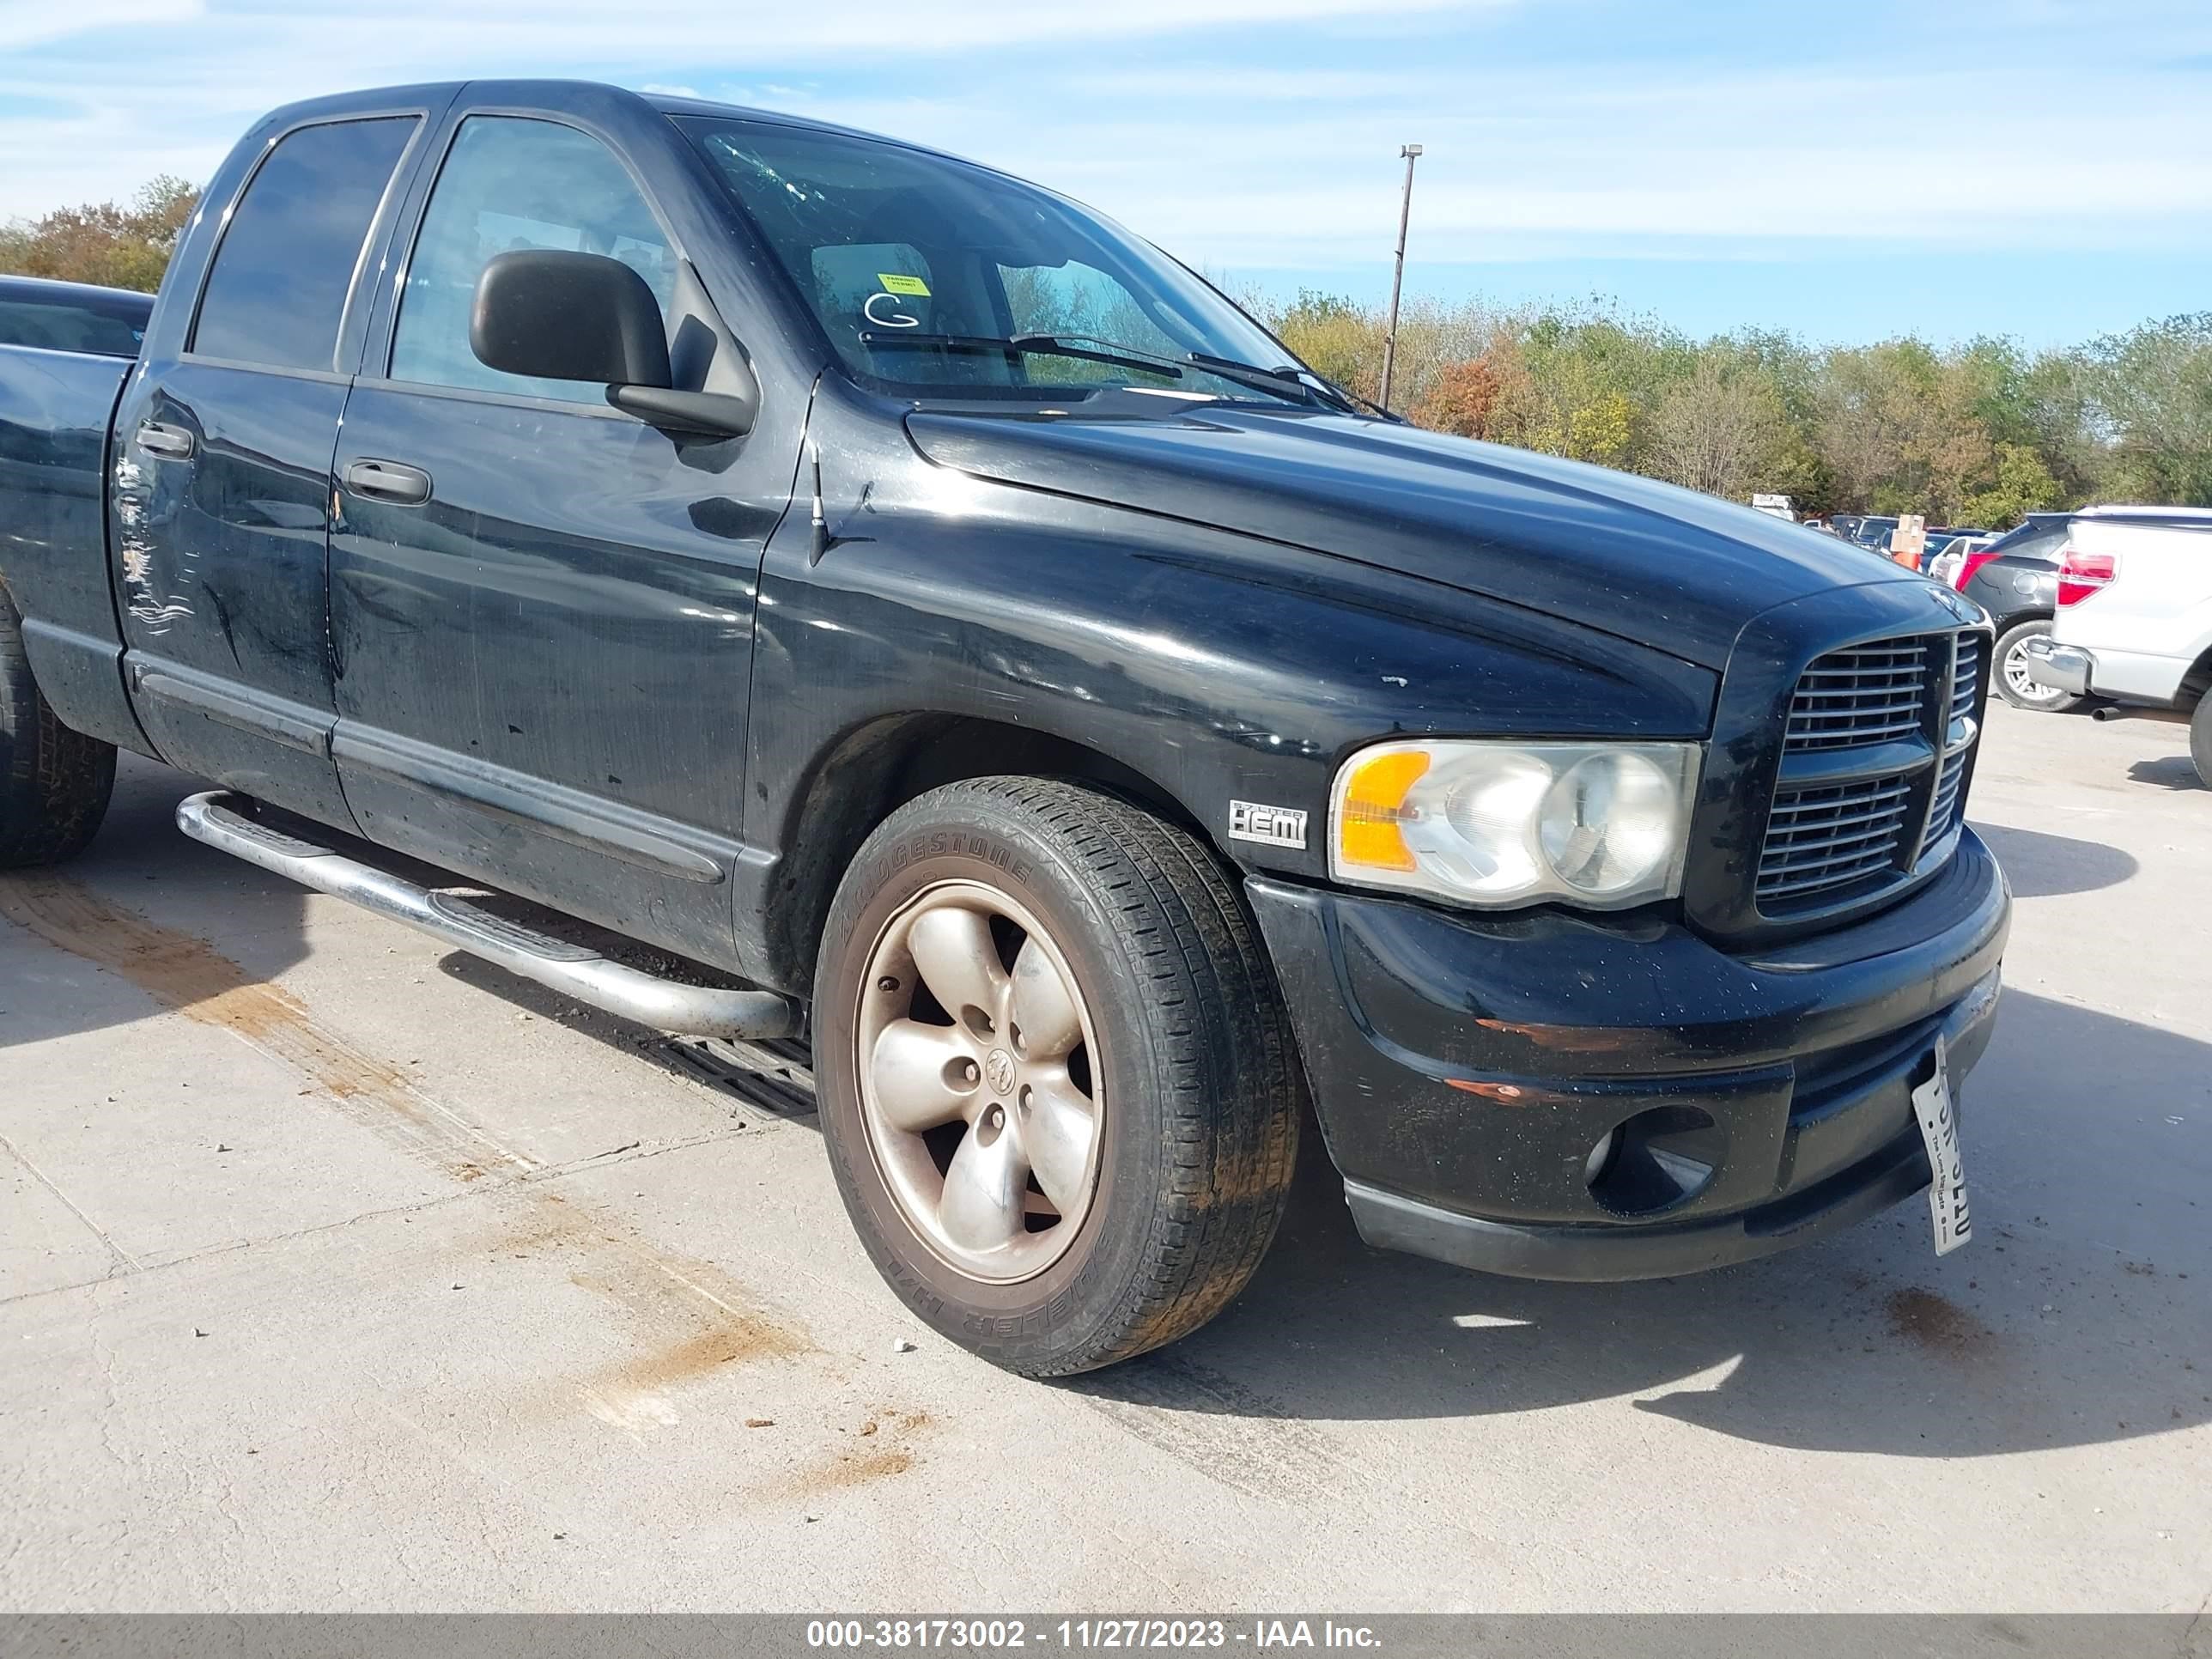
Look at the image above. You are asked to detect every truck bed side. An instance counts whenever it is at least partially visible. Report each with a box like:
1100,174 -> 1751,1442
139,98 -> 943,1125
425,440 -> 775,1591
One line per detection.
0,341 -> 152,757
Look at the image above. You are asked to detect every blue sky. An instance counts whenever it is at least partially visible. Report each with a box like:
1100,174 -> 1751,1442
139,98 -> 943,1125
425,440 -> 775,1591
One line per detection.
3,0 -> 2207,347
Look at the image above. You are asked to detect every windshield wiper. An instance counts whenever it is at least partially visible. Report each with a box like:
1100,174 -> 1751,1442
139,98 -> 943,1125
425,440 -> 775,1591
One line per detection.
1039,337 -> 1322,407
856,331 -> 1189,385
858,330 -> 1321,408
1187,352 -> 1392,420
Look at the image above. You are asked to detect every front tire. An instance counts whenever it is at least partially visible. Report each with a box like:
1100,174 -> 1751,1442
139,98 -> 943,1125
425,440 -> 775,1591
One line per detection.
0,585 -> 116,867
813,777 -> 1301,1376
2191,694 -> 2211,790
1993,617 -> 2083,713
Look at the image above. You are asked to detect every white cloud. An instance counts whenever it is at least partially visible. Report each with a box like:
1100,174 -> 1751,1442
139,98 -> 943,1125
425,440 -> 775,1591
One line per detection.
3,0 -> 2206,287
681,64 -> 2212,266
0,0 -> 201,51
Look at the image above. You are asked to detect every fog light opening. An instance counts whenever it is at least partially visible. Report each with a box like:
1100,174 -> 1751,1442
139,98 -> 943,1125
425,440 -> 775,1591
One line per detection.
1583,1127 -> 1621,1187
1586,1106 -> 1723,1216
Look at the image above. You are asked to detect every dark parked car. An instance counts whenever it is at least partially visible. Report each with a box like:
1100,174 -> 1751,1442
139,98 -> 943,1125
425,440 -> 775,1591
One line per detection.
1850,515 -> 1900,551
0,81 -> 2008,1376
1949,514 -> 2079,711
0,275 -> 152,357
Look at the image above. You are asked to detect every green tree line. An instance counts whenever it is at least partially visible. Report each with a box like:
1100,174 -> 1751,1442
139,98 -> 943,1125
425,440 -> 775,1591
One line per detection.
1,178 -> 197,295
1258,289 -> 2212,519
8,179 -> 2205,518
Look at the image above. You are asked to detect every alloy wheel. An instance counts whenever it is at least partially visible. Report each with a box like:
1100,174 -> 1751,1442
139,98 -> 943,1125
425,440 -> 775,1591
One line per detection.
853,881 -> 1104,1282
2005,635 -> 2060,705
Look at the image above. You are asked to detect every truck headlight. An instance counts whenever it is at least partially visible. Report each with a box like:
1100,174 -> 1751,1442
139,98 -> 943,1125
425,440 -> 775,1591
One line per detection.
1328,739 -> 1702,909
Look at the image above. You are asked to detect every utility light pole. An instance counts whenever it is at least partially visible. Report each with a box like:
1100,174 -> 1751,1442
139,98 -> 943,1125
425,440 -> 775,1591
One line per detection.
1378,143 -> 1423,413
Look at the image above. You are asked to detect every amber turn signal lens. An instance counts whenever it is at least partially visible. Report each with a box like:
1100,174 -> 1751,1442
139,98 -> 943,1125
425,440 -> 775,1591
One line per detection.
1335,749 -> 1431,872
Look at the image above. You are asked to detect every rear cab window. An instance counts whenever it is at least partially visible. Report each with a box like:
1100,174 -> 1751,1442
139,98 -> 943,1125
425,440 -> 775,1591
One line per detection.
1986,520 -> 2069,559
0,287 -> 149,357
191,115 -> 419,372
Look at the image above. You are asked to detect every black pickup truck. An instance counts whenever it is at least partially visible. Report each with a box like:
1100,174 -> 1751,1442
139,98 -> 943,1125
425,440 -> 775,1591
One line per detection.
0,82 -> 2008,1376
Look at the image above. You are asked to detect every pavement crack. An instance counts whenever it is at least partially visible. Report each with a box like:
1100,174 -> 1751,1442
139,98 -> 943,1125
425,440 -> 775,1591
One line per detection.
0,1131 -> 143,1277
0,1183 -> 498,1310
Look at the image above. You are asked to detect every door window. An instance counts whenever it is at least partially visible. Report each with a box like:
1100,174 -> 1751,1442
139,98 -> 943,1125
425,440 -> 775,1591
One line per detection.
390,117 -> 675,405
191,117 -> 417,372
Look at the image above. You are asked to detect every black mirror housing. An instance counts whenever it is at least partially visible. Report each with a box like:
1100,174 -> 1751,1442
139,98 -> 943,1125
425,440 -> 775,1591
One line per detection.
470,250 -> 672,389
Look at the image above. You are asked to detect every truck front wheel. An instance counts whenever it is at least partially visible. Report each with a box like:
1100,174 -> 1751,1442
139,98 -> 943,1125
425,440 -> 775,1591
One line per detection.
0,586 -> 115,867
812,777 -> 1301,1376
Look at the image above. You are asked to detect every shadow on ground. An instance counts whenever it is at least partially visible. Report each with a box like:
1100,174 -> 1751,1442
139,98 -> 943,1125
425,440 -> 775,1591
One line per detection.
1074,984 -> 2211,1460
0,756 -> 312,1050
1972,821 -> 2139,896
2128,756 -> 2203,792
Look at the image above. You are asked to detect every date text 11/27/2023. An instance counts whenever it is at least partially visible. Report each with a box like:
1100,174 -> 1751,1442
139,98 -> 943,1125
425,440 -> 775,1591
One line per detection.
804,1619 -> 1383,1650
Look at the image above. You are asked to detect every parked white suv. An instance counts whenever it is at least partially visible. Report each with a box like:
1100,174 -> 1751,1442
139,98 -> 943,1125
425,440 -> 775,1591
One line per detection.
2021,505 -> 2212,784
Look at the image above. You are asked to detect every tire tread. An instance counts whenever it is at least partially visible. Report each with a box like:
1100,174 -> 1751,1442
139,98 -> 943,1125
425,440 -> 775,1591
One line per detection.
818,775 -> 1302,1376
0,587 -> 115,868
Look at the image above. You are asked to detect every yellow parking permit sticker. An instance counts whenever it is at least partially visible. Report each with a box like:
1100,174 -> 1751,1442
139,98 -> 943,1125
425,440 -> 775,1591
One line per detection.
878,273 -> 931,296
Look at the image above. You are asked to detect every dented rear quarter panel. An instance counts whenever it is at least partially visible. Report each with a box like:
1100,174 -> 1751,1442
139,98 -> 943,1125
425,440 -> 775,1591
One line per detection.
0,342 -> 149,754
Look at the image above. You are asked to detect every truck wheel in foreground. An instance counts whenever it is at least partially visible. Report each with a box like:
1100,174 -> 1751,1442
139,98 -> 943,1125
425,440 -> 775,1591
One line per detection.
813,777 -> 1301,1376
2192,694 -> 2212,790
1993,617 -> 2083,713
0,585 -> 115,867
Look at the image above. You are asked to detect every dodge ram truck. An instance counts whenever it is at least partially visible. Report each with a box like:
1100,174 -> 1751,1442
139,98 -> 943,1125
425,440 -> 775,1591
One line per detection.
0,82 -> 2009,1376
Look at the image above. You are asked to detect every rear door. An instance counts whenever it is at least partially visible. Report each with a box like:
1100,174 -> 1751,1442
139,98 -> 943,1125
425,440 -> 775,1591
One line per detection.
110,109 -> 431,827
328,110 -> 801,968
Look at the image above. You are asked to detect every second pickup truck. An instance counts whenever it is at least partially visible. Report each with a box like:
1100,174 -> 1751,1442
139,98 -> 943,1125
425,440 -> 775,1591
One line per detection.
0,80 -> 2009,1375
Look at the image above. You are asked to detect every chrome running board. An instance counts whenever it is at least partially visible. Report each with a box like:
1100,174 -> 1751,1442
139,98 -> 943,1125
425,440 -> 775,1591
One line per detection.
175,791 -> 799,1041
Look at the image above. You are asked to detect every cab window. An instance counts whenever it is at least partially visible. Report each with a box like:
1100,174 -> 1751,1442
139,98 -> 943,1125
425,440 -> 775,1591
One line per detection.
391,116 -> 674,404
191,116 -> 417,372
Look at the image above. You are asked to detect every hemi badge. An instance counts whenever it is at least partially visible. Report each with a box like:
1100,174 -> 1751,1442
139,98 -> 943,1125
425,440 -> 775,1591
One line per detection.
1229,800 -> 1309,850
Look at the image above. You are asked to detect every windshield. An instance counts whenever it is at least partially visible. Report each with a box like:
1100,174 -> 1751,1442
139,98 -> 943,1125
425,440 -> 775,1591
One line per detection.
676,116 -> 1307,405
1984,516 -> 2069,554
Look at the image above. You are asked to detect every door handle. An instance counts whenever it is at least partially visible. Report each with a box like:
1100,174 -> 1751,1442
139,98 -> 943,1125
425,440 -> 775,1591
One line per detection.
136,421 -> 194,460
344,459 -> 433,506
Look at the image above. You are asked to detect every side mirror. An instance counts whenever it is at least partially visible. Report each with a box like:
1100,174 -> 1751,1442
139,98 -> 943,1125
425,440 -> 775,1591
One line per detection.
470,250 -> 672,389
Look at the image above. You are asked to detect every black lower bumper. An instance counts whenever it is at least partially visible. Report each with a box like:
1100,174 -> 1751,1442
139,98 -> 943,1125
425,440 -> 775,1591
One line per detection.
1247,830 -> 2010,1282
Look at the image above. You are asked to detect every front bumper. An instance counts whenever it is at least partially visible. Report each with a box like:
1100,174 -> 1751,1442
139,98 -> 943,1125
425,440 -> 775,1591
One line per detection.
1247,829 -> 2010,1282
2020,636 -> 2093,697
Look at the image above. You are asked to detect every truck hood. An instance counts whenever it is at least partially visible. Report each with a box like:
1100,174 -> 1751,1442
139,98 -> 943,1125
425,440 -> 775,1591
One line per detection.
905,406 -> 1919,672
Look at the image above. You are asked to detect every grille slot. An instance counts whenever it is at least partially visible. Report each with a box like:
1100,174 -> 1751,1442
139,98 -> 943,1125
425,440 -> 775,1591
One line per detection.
1754,630 -> 1985,917
1924,750 -> 1968,847
1949,636 -> 1981,724
1783,641 -> 1929,750
1756,778 -> 1915,904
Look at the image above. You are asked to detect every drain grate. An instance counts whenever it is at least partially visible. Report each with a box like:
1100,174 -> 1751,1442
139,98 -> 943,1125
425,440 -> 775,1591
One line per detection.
664,1036 -> 817,1120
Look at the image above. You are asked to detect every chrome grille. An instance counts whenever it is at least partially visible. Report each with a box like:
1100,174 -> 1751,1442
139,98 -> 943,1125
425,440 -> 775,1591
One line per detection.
1784,640 -> 1929,750
1755,629 -> 1984,917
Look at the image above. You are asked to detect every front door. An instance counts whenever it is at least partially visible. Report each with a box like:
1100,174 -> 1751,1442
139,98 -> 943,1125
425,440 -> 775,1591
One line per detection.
111,113 -> 422,828
329,113 -> 799,969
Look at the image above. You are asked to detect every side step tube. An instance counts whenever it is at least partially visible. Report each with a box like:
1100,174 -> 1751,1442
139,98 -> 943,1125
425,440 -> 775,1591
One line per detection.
176,791 -> 799,1041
